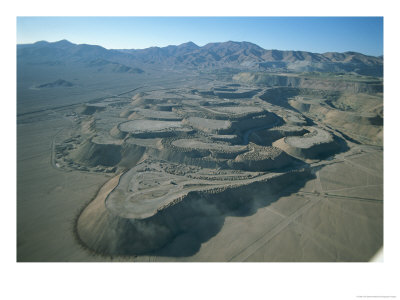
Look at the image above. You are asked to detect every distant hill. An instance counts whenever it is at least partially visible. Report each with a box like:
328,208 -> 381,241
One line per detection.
35,79 -> 74,89
17,40 -> 144,73
18,39 -> 128,63
17,40 -> 383,77
85,58 -> 144,73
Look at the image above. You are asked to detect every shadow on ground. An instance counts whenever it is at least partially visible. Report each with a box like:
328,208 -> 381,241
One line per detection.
108,168 -> 315,257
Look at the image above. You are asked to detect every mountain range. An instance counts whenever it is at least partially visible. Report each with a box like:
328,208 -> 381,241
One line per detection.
17,39 -> 383,76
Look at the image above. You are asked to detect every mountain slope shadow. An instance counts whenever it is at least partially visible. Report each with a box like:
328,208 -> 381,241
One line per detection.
80,167 -> 316,258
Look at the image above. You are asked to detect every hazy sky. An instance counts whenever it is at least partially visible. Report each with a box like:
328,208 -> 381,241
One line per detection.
17,17 -> 383,56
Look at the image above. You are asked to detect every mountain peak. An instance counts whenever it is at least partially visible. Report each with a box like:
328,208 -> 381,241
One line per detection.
179,41 -> 199,49
33,40 -> 50,46
51,39 -> 75,49
54,39 -> 74,45
202,41 -> 262,50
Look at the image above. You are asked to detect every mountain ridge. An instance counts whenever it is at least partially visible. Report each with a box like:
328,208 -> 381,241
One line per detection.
17,39 -> 382,58
17,39 -> 383,76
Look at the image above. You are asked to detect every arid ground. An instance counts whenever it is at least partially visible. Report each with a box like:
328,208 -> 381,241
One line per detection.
17,40 -> 383,262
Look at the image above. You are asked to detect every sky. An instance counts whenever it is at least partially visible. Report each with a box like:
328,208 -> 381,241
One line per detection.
17,17 -> 383,56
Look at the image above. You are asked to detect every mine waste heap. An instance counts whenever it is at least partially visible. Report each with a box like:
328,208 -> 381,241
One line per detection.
52,83 -> 377,256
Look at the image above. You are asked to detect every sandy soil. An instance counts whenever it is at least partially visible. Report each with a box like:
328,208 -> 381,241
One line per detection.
17,112 -> 113,261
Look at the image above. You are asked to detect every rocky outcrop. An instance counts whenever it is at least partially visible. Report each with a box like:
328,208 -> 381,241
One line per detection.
273,127 -> 341,159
